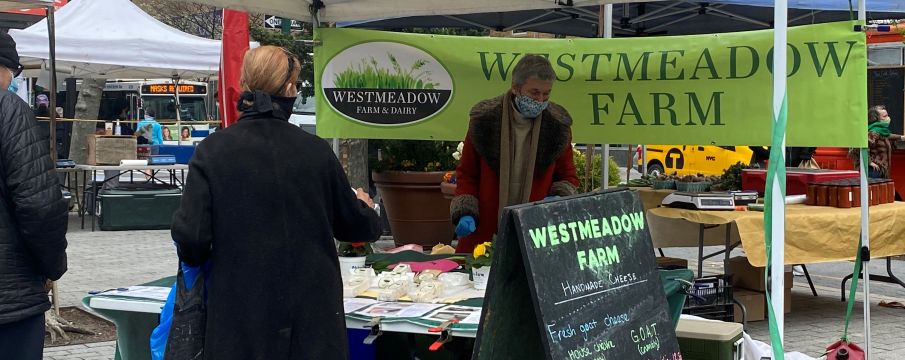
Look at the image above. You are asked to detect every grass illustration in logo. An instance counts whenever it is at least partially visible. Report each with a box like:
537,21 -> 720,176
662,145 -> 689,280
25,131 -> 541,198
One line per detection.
333,54 -> 440,90
325,50 -> 453,126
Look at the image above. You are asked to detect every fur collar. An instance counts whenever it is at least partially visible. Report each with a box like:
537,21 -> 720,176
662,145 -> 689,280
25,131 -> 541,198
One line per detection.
468,94 -> 572,175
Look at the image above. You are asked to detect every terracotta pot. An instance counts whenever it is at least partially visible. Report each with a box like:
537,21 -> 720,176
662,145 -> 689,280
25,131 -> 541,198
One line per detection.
373,171 -> 454,247
853,186 -> 861,207
887,182 -> 896,203
440,181 -> 457,201
870,184 -> 880,206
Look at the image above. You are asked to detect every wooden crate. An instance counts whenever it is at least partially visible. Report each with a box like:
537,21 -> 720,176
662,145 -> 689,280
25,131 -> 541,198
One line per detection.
86,135 -> 137,165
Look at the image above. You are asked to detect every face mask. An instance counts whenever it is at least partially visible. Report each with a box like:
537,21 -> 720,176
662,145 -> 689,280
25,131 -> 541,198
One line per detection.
514,94 -> 548,118
7,71 -> 17,93
271,95 -> 297,119
881,117 -> 891,124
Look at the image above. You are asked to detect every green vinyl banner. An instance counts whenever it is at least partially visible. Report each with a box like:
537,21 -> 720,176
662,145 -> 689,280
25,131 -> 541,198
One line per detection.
315,21 -> 867,147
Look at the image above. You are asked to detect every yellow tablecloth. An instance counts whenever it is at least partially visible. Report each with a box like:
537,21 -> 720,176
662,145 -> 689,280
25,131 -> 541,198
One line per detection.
647,203 -> 905,266
634,188 -> 675,211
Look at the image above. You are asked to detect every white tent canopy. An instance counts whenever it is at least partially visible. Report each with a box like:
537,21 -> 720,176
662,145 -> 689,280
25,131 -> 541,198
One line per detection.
186,0 -> 646,23
10,0 -> 223,79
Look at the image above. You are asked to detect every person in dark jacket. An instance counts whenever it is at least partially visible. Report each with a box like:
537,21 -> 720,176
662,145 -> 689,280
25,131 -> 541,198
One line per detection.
0,32 -> 68,360
171,46 -> 382,360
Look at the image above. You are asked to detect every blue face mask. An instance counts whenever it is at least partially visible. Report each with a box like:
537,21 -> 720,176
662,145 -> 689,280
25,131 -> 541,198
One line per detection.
7,72 -> 17,93
514,94 -> 548,118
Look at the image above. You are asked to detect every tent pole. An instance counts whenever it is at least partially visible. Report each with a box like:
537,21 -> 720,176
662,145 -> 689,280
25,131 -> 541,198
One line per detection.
47,5 -> 57,162
173,75 -> 182,146
770,0 -> 788,349
600,4 -> 612,189
857,1 -> 871,357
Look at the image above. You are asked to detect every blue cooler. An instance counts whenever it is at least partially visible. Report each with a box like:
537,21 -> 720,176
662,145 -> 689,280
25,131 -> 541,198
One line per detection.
348,328 -> 376,360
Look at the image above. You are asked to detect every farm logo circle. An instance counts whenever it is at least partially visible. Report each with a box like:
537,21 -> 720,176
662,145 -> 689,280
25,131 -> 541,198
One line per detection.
322,42 -> 453,126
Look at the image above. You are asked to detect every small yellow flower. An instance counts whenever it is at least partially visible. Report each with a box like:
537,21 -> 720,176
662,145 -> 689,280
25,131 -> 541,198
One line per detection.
473,244 -> 486,258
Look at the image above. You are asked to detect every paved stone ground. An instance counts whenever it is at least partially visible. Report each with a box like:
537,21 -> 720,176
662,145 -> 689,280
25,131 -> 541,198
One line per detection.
47,212 -> 905,359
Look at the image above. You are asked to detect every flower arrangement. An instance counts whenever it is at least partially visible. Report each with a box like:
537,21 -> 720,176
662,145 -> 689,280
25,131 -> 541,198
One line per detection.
338,242 -> 373,258
468,242 -> 493,269
371,140 -> 459,173
442,142 -> 465,184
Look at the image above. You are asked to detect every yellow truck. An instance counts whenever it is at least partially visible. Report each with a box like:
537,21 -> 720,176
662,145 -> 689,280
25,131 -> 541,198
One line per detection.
642,145 -> 755,176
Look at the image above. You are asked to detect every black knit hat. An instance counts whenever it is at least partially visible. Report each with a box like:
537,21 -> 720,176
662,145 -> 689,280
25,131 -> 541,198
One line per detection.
0,32 -> 21,73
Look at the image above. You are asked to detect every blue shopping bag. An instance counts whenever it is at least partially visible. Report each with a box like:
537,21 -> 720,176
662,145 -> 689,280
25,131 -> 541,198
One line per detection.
150,262 -> 206,360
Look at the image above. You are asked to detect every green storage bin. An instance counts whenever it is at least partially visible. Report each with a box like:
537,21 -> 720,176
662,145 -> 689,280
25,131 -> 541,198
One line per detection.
676,319 -> 744,360
99,185 -> 182,231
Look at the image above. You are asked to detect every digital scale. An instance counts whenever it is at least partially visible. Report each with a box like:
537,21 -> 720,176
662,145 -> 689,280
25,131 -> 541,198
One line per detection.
147,155 -> 177,165
728,190 -> 759,205
55,159 -> 76,168
662,192 -> 737,210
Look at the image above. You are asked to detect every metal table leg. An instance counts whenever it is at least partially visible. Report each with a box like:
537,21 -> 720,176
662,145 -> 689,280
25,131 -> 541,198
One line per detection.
91,169 -> 97,231
698,224 -> 705,278
799,265 -> 818,297
842,257 -> 905,301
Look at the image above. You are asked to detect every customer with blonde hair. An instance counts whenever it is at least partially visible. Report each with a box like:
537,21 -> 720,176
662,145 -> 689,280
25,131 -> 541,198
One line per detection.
171,45 -> 382,359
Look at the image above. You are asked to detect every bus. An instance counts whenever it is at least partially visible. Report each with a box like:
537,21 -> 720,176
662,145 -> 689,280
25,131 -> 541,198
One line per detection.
100,79 -> 212,124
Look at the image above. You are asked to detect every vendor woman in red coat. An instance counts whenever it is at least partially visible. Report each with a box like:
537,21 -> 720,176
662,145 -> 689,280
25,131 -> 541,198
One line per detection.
450,54 -> 579,253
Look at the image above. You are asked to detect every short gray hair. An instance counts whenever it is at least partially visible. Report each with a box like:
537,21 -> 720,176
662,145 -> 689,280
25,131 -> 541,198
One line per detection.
868,105 -> 886,124
512,54 -> 556,87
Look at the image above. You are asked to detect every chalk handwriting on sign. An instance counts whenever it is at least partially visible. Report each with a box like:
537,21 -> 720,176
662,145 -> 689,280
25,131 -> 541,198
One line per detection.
474,189 -> 682,360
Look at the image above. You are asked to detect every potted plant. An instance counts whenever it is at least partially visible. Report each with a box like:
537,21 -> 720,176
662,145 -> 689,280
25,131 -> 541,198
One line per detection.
468,241 -> 493,290
337,242 -> 373,275
572,146 -> 622,192
371,140 -> 459,247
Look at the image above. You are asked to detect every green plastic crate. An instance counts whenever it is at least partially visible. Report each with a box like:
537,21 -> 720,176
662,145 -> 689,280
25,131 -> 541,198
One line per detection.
676,318 -> 744,360
99,186 -> 181,231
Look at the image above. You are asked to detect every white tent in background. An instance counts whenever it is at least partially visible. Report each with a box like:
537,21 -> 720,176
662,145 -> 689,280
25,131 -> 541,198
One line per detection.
10,0 -> 223,78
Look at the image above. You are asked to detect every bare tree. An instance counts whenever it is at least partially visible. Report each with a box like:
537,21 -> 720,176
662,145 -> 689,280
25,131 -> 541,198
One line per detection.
134,0 -> 223,38
134,0 -> 266,40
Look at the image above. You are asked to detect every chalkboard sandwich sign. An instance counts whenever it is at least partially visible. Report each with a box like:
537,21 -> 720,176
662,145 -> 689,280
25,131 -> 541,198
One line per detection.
474,188 -> 682,360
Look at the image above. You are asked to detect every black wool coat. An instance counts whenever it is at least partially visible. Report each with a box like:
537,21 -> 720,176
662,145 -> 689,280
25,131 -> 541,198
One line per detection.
0,90 -> 68,325
171,93 -> 381,360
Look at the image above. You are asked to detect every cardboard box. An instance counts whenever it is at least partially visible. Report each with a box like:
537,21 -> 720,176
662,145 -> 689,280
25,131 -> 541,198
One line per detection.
725,256 -> 792,292
733,288 -> 791,323
733,289 -> 765,323
87,136 -> 136,165
656,256 -> 688,269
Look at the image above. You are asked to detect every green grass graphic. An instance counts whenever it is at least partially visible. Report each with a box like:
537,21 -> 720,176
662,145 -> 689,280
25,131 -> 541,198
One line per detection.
334,53 -> 440,89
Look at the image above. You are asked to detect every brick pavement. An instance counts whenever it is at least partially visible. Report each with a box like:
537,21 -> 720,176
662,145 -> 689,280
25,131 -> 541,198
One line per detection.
45,214 -> 905,359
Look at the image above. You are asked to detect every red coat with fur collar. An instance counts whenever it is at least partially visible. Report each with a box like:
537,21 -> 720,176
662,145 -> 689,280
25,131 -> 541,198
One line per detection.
451,95 -> 579,253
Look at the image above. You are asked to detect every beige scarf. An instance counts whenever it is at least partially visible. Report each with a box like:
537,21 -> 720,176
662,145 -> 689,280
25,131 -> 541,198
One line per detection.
498,93 -> 543,217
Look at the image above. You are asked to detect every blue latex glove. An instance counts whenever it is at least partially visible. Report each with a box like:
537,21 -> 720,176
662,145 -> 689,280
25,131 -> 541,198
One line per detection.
455,216 -> 476,238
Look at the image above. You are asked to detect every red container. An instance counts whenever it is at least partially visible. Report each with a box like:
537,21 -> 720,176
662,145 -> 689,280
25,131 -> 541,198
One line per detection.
870,184 -> 880,206
838,186 -> 853,208
806,185 -> 816,205
815,186 -> 828,206
853,186 -> 861,207
887,182 -> 896,203
742,168 -> 861,196
828,187 -> 838,207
